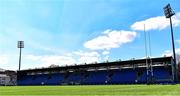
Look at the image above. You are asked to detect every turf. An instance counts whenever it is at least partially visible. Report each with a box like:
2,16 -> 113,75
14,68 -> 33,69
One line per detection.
0,85 -> 180,96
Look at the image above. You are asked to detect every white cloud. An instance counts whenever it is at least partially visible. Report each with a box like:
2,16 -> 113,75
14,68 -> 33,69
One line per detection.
162,50 -> 172,57
84,30 -> 137,50
0,54 -> 19,70
25,51 -> 100,69
131,12 -> 180,31
79,56 -> 99,64
40,55 -> 76,66
73,51 -> 100,64
26,55 -> 42,61
176,40 -> 180,44
162,48 -> 180,57
161,48 -> 180,63
103,55 -> 109,61
102,51 -> 110,55
73,51 -> 100,57
102,29 -> 111,34
0,55 -> 9,65
25,54 -> 76,68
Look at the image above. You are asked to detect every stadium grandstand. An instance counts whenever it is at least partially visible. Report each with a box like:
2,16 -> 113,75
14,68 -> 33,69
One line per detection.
0,68 -> 16,86
17,56 -> 179,85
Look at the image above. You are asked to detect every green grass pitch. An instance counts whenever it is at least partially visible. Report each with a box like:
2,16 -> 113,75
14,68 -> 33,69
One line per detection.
0,85 -> 180,96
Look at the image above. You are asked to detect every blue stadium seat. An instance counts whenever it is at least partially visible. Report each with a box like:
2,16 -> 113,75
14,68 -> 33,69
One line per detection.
110,69 -> 137,84
17,66 -> 173,85
153,67 -> 172,83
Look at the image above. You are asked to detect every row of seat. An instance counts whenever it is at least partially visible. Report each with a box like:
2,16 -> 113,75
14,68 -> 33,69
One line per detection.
17,67 -> 172,85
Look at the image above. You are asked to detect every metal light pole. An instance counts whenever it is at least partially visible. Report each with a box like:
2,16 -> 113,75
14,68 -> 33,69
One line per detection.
17,41 -> 24,71
163,4 -> 177,81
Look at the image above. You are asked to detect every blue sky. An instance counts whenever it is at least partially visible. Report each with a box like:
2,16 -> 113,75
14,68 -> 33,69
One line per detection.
0,0 -> 180,70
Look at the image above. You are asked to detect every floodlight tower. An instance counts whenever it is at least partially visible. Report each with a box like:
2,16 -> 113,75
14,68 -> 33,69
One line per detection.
17,41 -> 24,71
163,4 -> 177,81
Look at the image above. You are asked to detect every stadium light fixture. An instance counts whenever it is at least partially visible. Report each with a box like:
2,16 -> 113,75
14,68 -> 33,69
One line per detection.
17,41 -> 24,70
163,4 -> 176,81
